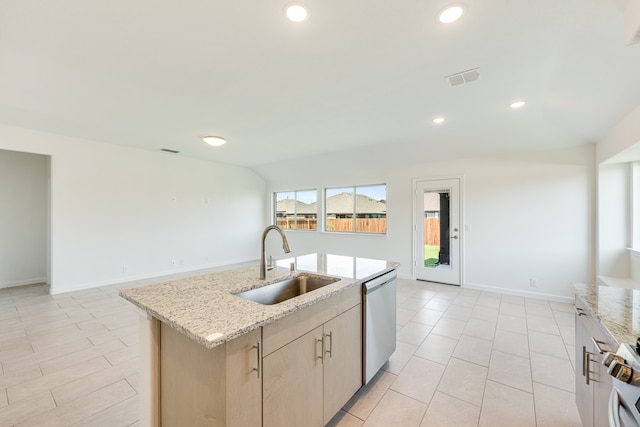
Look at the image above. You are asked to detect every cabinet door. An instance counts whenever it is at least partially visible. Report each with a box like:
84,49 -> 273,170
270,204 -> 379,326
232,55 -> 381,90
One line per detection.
575,309 -> 594,427
226,328 -> 262,427
323,304 -> 362,424
263,326 -> 324,427
591,335 -> 614,427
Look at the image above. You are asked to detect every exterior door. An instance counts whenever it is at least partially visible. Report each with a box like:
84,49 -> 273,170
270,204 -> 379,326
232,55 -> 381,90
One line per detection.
415,178 -> 461,285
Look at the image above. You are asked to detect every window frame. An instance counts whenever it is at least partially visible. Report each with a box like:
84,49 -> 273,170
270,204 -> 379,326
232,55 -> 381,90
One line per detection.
324,184 -> 387,235
273,189 -> 318,231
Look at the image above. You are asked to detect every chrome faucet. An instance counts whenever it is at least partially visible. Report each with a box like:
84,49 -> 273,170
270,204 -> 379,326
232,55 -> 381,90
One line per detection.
260,225 -> 291,280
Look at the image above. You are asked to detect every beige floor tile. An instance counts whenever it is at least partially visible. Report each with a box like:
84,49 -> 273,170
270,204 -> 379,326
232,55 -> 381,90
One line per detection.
452,295 -> 479,307
125,373 -> 139,392
384,341 -> 417,375
415,333 -> 457,366
462,319 -> 496,341
51,356 -> 138,406
0,342 -> 34,364
470,305 -> 499,322
479,380 -> 536,427
327,410 -> 365,427
525,302 -> 554,318
487,350 -> 532,392
0,390 -> 56,425
442,305 -> 472,321
398,307 -> 419,326
362,390 -> 427,427
549,301 -> 574,313
420,391 -> 480,427
8,356 -> 111,404
529,330 -> 570,360
40,339 -> 126,375
496,313 -> 528,334
397,322 -> 432,346
411,308 -> 443,326
390,356 -> 445,404
501,295 -> 525,305
425,298 -> 452,311
1,387 -> 7,408
533,382 -> 582,426
526,314 -> 560,335
430,318 -> 467,340
476,294 -> 501,309
0,364 -> 43,389
104,344 -> 139,366
343,370 -> 396,420
530,352 -> 575,393
566,344 -> 576,371
2,338 -> 94,374
452,335 -> 493,367
69,395 -> 138,427
437,357 -> 488,406
401,298 -> 429,311
16,379 -> 136,426
493,329 -> 529,358
499,302 -> 527,317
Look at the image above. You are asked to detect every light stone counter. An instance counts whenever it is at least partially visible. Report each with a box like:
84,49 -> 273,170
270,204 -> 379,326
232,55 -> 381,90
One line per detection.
120,253 -> 399,349
573,282 -> 640,347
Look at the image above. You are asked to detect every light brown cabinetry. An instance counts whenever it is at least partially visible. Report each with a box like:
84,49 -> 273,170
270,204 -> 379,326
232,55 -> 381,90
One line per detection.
575,298 -> 614,427
159,325 -> 261,427
262,286 -> 362,427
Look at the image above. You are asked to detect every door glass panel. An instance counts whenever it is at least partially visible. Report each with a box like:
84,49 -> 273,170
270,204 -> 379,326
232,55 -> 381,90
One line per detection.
423,190 -> 451,270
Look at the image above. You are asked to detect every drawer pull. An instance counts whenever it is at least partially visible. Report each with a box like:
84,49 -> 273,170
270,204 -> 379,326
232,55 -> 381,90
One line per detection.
250,342 -> 261,378
592,337 -> 609,355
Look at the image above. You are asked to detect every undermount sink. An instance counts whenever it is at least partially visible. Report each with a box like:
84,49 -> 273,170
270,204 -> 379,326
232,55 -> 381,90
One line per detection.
234,275 -> 340,305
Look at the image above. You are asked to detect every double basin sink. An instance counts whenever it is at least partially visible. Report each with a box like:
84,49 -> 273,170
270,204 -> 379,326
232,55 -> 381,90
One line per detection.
234,274 -> 340,305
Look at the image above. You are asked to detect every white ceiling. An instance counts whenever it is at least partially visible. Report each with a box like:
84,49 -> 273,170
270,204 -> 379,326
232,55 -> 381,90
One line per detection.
1,0 -> 639,177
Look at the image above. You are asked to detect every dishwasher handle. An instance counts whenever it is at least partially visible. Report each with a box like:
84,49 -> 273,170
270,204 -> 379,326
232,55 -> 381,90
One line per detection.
364,270 -> 397,293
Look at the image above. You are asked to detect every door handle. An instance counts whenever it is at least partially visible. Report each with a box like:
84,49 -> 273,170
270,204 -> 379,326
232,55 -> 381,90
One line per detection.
451,235 -> 459,239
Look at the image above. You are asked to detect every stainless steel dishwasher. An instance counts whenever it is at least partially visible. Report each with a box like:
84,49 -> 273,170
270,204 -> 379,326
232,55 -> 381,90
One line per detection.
363,269 -> 397,384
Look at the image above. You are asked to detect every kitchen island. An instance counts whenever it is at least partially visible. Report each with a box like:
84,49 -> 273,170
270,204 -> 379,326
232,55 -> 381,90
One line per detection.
573,283 -> 640,427
120,253 -> 399,427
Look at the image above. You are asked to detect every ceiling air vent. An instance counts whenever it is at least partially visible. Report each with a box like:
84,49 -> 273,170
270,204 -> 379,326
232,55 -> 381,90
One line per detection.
445,67 -> 480,87
161,148 -> 180,154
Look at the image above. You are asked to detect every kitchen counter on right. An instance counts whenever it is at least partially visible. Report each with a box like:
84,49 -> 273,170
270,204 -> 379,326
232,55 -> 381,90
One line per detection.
573,282 -> 640,347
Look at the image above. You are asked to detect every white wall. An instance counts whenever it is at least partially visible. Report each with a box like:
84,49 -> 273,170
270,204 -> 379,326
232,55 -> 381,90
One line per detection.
597,163 -> 630,278
0,149 -> 49,288
267,145 -> 595,301
0,124 -> 266,294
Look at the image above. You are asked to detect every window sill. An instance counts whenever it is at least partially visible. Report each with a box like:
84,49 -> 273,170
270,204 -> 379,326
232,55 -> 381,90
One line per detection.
628,248 -> 640,257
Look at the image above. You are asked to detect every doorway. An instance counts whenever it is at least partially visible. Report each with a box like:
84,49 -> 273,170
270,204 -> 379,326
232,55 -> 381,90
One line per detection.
414,178 -> 462,285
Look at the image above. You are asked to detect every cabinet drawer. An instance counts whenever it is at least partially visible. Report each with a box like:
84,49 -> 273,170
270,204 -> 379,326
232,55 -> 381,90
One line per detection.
263,285 -> 361,356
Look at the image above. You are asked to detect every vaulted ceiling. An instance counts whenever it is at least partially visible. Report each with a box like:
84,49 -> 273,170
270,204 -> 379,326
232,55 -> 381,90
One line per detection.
1,0 -> 639,177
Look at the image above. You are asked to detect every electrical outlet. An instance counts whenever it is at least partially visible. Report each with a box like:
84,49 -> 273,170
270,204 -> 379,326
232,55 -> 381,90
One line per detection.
122,266 -> 128,273
172,260 -> 177,265
530,278 -> 538,287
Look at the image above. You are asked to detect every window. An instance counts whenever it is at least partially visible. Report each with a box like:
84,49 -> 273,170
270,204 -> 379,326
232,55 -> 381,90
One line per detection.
274,190 -> 317,230
632,162 -> 640,250
325,184 -> 386,234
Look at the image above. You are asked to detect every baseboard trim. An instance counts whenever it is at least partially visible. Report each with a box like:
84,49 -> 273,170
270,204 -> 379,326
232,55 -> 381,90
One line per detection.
463,281 -> 574,303
0,277 -> 47,290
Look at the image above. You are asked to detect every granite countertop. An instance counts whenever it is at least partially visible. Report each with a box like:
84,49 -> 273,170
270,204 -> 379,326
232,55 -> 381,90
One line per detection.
573,282 -> 640,347
120,253 -> 399,349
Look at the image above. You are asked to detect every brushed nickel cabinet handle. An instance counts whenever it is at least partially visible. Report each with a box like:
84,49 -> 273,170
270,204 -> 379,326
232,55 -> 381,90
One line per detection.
592,337 -> 609,355
250,342 -> 261,378
324,332 -> 333,358
316,338 -> 324,361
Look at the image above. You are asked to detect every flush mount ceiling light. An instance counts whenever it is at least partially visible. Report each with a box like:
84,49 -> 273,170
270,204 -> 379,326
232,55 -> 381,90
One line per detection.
203,136 -> 227,147
510,100 -> 526,109
433,117 -> 446,124
285,3 -> 310,22
438,4 -> 466,23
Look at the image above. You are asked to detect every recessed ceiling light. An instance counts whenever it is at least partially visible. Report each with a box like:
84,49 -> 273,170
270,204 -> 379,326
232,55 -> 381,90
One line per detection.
433,117 -> 445,124
439,4 -> 466,23
203,136 -> 227,147
510,101 -> 526,109
285,3 -> 309,22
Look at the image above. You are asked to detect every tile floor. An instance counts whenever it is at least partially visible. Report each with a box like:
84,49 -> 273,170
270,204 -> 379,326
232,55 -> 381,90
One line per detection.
0,276 -> 582,426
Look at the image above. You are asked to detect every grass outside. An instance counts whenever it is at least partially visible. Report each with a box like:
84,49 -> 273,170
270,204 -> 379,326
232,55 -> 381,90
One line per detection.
424,245 -> 439,267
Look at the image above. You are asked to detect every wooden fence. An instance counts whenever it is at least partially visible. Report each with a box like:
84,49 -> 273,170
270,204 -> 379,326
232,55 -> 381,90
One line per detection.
276,218 -> 387,233
424,218 -> 440,245
276,217 -> 438,239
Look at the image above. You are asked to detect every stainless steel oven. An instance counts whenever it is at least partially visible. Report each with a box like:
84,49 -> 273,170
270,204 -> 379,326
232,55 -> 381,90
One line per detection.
606,343 -> 640,427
